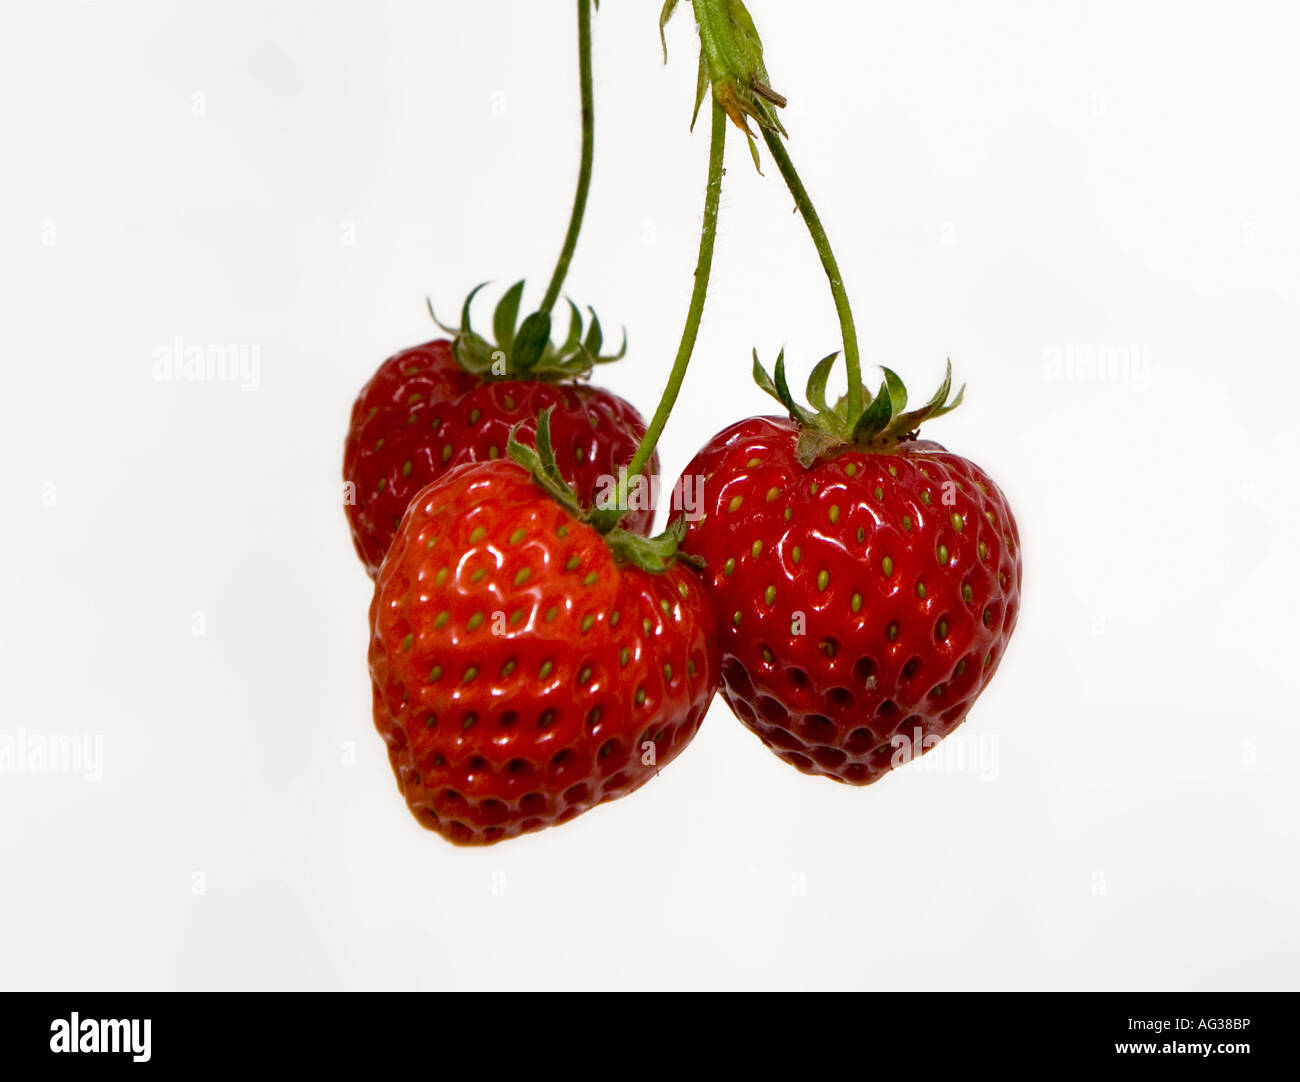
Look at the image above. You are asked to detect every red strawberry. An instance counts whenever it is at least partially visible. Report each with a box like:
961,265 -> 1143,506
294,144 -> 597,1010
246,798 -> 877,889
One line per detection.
344,287 -> 657,577
368,444 -> 719,845
671,357 -> 1021,785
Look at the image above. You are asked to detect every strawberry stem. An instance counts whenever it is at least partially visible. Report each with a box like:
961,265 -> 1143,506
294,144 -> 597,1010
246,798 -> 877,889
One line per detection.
539,0 -> 596,317
619,98 -> 727,493
759,128 -> 863,419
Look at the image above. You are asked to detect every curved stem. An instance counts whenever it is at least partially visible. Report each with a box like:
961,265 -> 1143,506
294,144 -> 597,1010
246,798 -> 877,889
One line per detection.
539,0 -> 595,316
760,127 -> 863,419
621,99 -> 727,489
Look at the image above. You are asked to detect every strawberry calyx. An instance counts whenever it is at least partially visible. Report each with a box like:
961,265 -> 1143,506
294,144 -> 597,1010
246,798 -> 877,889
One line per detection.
429,281 -> 627,382
752,349 -> 966,467
660,0 -> 787,169
506,408 -> 697,574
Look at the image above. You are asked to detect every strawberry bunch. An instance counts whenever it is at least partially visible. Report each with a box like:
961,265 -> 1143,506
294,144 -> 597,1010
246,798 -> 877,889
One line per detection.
343,0 -> 1022,846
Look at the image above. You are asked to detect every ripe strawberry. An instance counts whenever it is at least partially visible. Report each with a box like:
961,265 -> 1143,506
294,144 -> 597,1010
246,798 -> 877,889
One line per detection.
368,437 -> 719,845
344,285 -> 657,577
671,356 -> 1021,785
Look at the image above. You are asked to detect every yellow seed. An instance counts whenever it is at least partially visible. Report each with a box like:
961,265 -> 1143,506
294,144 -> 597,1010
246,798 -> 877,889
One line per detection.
851,593 -> 862,613
751,539 -> 763,558
882,556 -> 893,576
728,495 -> 744,512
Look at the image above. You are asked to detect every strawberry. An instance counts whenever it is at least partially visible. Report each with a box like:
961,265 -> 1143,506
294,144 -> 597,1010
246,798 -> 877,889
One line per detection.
344,285 -> 657,577
671,355 -> 1021,785
368,421 -> 719,845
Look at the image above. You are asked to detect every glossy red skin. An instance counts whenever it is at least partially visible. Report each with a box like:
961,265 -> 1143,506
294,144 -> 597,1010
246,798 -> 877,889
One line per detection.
671,416 -> 1021,785
344,340 -> 658,576
369,460 -> 720,845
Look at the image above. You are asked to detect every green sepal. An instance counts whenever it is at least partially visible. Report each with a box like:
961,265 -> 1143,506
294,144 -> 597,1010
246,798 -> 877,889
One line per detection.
493,280 -> 526,353
805,351 -> 840,416
511,310 -> 552,372
886,360 -> 964,436
591,327 -> 628,364
773,351 -> 818,427
561,299 -> 584,354
508,409 -> 695,575
851,378 -> 894,441
752,347 -> 966,454
431,282 -> 629,382
605,518 -> 698,573
659,0 -> 680,64
583,307 -> 603,357
880,366 -> 907,414
753,349 -> 816,427
506,409 -> 582,518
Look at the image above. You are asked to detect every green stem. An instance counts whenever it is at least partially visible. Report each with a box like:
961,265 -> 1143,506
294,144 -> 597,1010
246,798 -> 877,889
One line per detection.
760,127 -> 863,419
621,99 -> 727,490
538,0 -> 595,316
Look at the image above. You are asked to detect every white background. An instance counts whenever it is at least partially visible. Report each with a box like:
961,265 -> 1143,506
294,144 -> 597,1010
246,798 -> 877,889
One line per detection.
2,0 -> 1297,991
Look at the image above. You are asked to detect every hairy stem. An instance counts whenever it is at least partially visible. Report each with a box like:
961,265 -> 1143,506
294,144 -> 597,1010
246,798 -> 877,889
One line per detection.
760,127 -> 863,418
539,0 -> 595,316
620,99 -> 727,494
